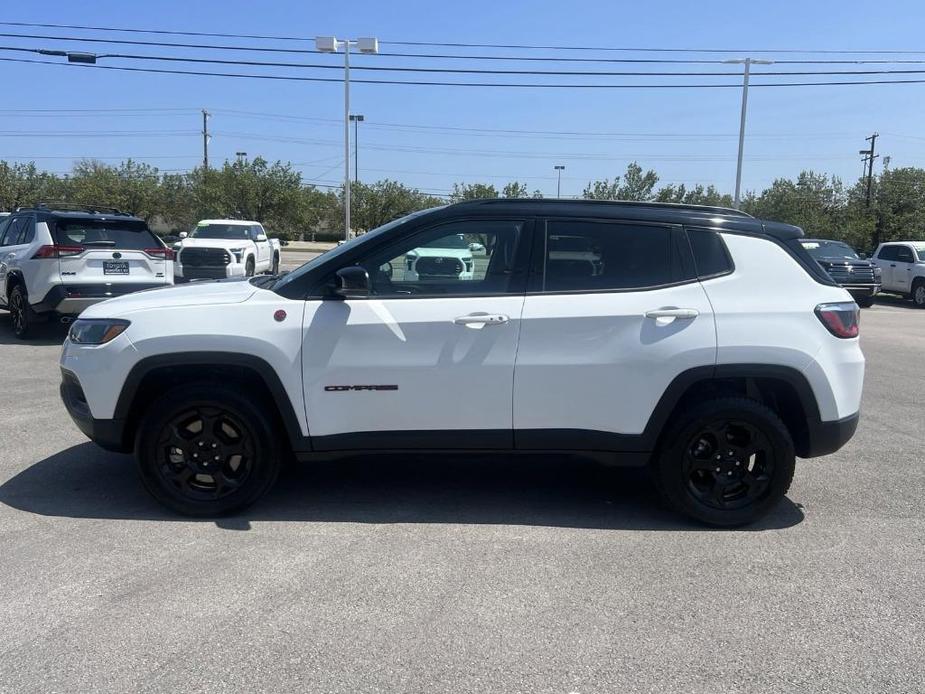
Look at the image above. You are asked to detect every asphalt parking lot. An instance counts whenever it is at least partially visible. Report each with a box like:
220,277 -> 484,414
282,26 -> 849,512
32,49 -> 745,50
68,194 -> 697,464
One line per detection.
0,294 -> 923,693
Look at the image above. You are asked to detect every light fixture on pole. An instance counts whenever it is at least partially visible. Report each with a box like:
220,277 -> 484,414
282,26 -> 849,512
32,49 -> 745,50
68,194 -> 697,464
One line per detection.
235,151 -> 247,164
349,114 -> 365,184
724,57 -> 773,209
554,165 -> 565,198
316,36 -> 379,240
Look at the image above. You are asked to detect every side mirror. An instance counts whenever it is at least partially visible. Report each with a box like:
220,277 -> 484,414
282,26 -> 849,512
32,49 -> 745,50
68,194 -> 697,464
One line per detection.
256,233 -> 268,242
858,252 -> 868,260
334,266 -> 369,298
179,231 -> 188,239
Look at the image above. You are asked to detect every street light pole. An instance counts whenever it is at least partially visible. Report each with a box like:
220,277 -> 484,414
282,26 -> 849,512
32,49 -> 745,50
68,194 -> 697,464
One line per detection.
350,114 -> 365,183
554,165 -> 565,198
316,37 -> 379,240
725,57 -> 773,209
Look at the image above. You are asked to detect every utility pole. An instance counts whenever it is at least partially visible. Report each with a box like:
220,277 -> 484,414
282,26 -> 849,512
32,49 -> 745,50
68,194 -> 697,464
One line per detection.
201,109 -> 210,170
725,57 -> 774,209
859,132 -> 879,208
554,165 -> 565,198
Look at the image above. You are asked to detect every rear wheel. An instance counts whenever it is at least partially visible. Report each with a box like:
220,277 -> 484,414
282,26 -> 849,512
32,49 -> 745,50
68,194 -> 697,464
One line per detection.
913,280 -> 925,308
8,285 -> 34,339
135,384 -> 282,516
652,397 -> 796,527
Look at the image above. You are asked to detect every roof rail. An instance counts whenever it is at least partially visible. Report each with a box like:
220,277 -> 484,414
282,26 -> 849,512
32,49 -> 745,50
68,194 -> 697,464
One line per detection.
30,201 -> 131,216
452,198 -> 754,218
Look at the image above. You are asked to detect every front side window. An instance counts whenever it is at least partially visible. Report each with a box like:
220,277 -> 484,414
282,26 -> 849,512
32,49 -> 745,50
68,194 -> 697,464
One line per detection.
877,246 -> 899,261
355,219 -> 524,298
539,220 -> 687,292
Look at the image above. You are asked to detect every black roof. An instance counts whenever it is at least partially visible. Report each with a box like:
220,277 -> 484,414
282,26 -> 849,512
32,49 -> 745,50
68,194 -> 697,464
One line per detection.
17,202 -> 144,223
446,198 -> 804,241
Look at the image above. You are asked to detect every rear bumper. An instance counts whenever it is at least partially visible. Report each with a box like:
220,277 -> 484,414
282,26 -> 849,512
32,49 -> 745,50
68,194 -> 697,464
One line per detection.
60,369 -> 130,452
36,283 -> 167,315
804,412 -> 859,458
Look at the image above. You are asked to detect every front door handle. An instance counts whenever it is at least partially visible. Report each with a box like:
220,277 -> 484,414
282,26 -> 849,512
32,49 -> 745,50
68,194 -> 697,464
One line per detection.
454,313 -> 509,326
645,307 -> 699,320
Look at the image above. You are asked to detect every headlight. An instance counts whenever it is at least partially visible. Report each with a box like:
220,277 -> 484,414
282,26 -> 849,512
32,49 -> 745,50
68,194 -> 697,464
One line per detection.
229,247 -> 244,262
69,319 -> 131,345
873,266 -> 882,277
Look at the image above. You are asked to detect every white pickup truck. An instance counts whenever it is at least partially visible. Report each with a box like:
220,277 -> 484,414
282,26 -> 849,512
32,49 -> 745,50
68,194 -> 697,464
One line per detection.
175,219 -> 281,281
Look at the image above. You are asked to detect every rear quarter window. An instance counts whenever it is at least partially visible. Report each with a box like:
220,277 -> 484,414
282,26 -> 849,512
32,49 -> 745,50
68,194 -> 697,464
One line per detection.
53,219 -> 158,250
687,229 -> 734,278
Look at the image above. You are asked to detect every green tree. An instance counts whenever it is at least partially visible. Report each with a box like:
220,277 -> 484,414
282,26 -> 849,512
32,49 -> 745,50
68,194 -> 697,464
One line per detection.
502,181 -> 529,198
583,162 -> 659,201
656,183 -> 734,207
69,159 -> 162,220
451,182 -> 499,201
0,161 -> 68,211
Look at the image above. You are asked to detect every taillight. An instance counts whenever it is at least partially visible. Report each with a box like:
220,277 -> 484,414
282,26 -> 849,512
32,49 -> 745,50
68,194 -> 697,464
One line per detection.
144,247 -> 176,261
815,302 -> 860,338
32,245 -> 84,259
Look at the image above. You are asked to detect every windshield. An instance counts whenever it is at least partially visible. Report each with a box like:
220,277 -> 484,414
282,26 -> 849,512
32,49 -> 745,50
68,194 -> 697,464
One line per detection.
800,240 -> 860,260
191,224 -> 252,240
272,207 -> 443,293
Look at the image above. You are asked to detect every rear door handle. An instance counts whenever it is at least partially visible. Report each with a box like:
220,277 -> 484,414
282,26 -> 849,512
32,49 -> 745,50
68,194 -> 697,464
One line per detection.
454,313 -> 509,326
645,308 -> 699,320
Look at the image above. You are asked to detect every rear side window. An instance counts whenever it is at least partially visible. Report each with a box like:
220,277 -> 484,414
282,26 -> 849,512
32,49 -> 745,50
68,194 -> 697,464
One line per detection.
687,229 -> 733,278
0,216 -> 17,245
896,246 -> 915,263
1,216 -> 29,246
53,219 -> 158,250
539,220 -> 690,292
877,246 -> 899,261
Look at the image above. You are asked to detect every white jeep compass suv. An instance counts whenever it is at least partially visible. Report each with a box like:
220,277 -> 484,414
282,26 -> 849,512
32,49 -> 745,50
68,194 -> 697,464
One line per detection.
59,200 -> 864,526
0,204 -> 174,338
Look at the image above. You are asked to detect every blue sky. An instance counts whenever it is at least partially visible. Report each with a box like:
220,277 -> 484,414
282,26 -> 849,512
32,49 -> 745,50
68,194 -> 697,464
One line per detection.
1,0 -> 924,198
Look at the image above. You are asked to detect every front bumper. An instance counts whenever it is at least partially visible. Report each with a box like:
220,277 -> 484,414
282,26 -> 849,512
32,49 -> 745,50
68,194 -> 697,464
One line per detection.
60,369 -> 130,453
844,283 -> 881,299
176,264 -> 245,280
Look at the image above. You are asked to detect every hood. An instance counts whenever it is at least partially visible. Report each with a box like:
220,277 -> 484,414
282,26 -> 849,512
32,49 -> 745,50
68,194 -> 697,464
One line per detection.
179,237 -> 252,250
79,278 -> 258,319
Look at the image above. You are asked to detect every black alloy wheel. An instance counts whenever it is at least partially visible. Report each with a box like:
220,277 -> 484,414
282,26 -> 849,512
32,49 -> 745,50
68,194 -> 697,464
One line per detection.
652,397 -> 795,526
9,286 -> 30,339
157,406 -> 256,502
136,384 -> 281,516
684,420 -> 773,511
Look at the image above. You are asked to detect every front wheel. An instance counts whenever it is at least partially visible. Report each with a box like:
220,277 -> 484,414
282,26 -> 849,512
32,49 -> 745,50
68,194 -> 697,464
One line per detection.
652,397 -> 796,527
857,296 -> 875,308
245,258 -> 255,277
270,253 -> 279,275
135,384 -> 282,516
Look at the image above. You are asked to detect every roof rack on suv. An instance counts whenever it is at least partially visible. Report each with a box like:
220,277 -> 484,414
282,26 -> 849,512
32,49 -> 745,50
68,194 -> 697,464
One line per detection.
28,202 -> 132,216
452,198 -> 754,219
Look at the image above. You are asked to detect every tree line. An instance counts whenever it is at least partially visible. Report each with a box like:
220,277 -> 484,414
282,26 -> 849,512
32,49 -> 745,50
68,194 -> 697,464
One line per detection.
1,157 -> 923,250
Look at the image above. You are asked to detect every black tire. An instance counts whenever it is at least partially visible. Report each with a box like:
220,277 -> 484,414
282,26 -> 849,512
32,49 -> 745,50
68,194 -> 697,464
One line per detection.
135,383 -> 282,516
270,253 -> 280,275
857,296 -> 875,308
652,397 -> 796,527
8,284 -> 34,339
912,280 -> 925,308
245,258 -> 255,277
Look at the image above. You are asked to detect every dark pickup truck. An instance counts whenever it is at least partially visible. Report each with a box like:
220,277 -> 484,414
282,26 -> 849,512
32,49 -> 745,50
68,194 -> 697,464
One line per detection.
799,238 -> 881,308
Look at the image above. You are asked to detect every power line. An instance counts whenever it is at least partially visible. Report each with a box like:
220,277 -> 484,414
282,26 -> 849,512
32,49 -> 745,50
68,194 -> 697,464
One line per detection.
11,45 -> 925,78
9,55 -> 925,89
6,32 -> 925,66
4,21 -> 925,55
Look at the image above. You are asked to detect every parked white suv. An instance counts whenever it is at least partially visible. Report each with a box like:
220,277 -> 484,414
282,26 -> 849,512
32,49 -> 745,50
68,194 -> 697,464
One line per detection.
175,219 -> 281,281
0,204 -> 174,339
871,241 -> 925,307
60,200 -> 864,526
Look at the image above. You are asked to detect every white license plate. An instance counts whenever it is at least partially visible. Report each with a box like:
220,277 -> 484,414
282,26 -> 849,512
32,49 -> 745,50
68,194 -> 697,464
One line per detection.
103,261 -> 130,275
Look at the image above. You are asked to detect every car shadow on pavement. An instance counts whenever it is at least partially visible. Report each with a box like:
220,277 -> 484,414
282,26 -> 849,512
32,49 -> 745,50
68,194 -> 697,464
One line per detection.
0,443 -> 804,531
0,312 -> 68,346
